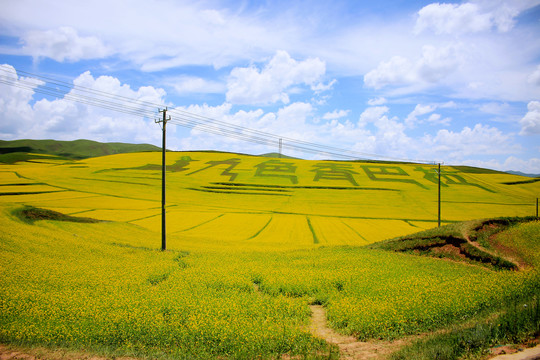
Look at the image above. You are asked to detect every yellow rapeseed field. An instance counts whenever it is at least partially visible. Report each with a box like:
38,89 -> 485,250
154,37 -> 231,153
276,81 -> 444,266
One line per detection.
4,151 -> 537,245
1,151 -> 539,358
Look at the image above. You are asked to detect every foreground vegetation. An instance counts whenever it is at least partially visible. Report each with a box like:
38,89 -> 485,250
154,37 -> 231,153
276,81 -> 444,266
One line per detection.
1,148 -> 539,358
1,205 -> 539,358
392,220 -> 540,360
392,296 -> 540,360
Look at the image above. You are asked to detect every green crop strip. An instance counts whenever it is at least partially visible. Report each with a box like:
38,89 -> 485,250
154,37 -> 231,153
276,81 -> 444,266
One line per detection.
307,216 -> 320,244
202,185 -> 291,193
0,183 -> 46,186
0,190 -> 67,196
212,182 -> 399,191
502,178 -> 540,185
187,187 -> 292,196
340,220 -> 368,242
74,177 -> 156,186
247,216 -> 274,240
179,214 -> 225,232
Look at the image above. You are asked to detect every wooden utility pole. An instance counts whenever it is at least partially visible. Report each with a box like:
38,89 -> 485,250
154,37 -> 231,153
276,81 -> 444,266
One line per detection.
156,108 -> 170,251
279,138 -> 282,158
438,163 -> 441,227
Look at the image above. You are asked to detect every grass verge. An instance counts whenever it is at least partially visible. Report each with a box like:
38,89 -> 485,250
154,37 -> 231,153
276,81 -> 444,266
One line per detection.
367,217 -> 539,270
391,294 -> 540,360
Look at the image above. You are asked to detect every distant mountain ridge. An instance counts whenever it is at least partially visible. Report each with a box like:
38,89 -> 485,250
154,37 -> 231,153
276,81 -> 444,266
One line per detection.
0,139 -> 161,163
506,170 -> 540,178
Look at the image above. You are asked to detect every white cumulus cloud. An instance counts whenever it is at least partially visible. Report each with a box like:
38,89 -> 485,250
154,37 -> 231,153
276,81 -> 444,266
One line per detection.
226,50 -> 327,105
363,56 -> 415,89
21,27 -> 110,62
414,2 -> 519,35
528,65 -> 540,86
356,106 -> 419,160
0,67 -> 166,144
364,44 -> 462,89
424,123 -> 521,159
358,106 -> 390,126
405,104 -> 437,127
0,64 -> 44,136
323,109 -> 350,120
519,100 -> 540,135
166,76 -> 225,95
417,45 -> 462,83
405,103 -> 452,127
367,97 -> 387,106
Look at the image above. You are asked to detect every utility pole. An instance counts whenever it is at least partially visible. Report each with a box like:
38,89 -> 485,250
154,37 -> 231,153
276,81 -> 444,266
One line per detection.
434,163 -> 442,227
156,108 -> 170,251
438,163 -> 441,227
279,138 -> 282,158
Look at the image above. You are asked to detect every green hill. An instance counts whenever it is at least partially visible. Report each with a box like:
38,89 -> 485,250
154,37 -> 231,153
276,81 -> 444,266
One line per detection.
0,139 -> 161,163
259,152 -> 300,159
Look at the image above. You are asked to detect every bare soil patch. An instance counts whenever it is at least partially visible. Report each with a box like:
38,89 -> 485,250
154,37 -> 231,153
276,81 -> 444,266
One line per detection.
430,243 -> 467,259
488,343 -> 540,360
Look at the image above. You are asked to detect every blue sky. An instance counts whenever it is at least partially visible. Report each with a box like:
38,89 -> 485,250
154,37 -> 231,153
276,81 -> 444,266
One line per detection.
1,0 -> 540,173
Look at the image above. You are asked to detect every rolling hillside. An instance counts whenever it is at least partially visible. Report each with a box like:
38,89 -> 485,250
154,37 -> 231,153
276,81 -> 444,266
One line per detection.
0,146 -> 539,359
0,149 -> 538,247
0,139 -> 160,163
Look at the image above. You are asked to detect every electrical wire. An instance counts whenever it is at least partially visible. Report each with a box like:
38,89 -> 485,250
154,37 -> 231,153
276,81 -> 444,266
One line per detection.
6,68 -> 164,110
0,66 -> 436,163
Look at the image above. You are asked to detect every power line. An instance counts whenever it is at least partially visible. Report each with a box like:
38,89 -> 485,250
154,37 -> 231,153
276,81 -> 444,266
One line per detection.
5,68 -> 164,110
168,108 -> 389,161
0,77 -> 157,119
0,66 -> 435,164
0,68 -> 159,119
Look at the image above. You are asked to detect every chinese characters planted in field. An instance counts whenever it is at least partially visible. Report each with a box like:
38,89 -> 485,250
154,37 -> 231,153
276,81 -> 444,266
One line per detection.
182,157 -> 493,191
254,160 -> 298,184
187,158 -> 242,181
414,166 -> 495,193
361,165 -> 427,189
311,163 -> 359,186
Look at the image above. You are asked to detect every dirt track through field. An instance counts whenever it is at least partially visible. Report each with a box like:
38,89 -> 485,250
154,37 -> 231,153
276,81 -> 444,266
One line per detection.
308,305 -> 405,359
308,305 -> 540,360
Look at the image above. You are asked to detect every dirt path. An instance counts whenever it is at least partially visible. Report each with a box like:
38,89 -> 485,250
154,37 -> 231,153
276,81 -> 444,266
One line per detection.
309,305 -> 405,359
489,344 -> 540,360
463,222 -> 524,270
0,345 -> 136,360
308,305 -> 540,360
